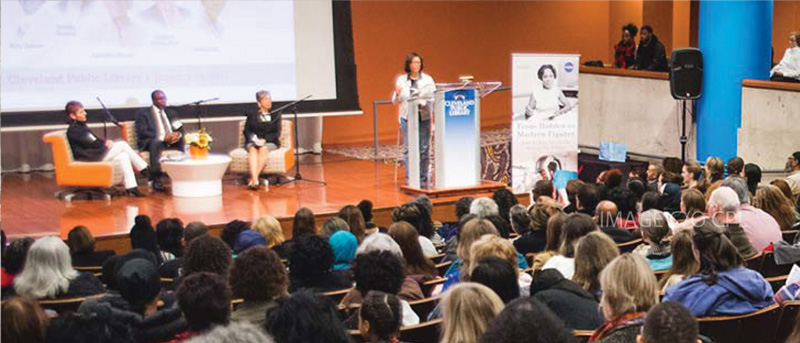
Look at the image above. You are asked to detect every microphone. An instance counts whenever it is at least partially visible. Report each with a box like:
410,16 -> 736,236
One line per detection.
180,97 -> 220,106
96,96 -> 121,127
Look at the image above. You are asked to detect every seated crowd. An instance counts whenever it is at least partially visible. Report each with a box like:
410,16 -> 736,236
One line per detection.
3,151 -> 800,343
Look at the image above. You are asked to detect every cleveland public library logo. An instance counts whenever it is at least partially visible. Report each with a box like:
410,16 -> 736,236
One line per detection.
564,61 -> 575,73
445,91 -> 475,116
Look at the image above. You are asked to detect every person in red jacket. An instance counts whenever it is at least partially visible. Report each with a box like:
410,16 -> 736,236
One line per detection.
614,23 -> 638,69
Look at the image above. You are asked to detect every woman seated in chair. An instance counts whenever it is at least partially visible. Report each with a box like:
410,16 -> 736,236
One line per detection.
244,90 -> 282,190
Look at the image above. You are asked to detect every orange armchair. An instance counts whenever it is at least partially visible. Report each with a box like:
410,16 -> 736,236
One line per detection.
43,131 -> 123,201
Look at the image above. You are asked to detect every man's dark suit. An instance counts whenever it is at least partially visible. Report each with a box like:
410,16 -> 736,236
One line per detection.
134,106 -> 185,177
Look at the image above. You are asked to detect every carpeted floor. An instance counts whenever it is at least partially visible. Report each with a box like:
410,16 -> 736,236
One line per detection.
326,128 -> 512,183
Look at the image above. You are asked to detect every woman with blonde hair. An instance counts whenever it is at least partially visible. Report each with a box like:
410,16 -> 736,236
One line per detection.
251,215 -> 289,259
13,237 -> 105,299
468,234 -> 532,296
702,157 -> 725,200
589,254 -> 659,343
440,283 -> 504,343
442,219 -> 498,280
573,231 -> 619,297
754,185 -> 798,231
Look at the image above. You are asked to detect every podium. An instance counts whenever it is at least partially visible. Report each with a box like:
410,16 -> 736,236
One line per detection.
402,81 -> 502,194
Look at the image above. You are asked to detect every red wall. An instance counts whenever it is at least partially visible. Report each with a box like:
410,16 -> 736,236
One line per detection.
323,1 -> 800,146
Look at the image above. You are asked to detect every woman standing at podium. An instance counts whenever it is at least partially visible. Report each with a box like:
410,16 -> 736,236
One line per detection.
393,52 -> 435,188
244,90 -> 282,190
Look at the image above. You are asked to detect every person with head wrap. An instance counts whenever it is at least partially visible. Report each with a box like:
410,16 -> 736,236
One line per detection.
329,231 -> 358,271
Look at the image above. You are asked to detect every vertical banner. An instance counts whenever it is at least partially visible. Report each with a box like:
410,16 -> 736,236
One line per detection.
434,88 -> 481,189
511,53 -> 580,194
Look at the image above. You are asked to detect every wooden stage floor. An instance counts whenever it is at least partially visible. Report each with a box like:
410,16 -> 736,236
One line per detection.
1,154 -> 505,240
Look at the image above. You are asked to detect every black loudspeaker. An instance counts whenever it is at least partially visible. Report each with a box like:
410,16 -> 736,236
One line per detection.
670,48 -> 703,100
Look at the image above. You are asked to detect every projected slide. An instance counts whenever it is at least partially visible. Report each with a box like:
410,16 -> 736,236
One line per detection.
1,0 -> 298,112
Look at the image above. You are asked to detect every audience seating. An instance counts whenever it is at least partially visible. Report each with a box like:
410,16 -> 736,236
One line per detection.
39,294 -> 105,314
697,304 -> 781,343
398,319 -> 443,343
428,253 -> 445,264
573,330 -> 593,343
324,287 -> 352,304
74,265 -> 103,278
652,269 -> 668,280
408,297 -> 439,320
421,278 -> 446,297
776,300 -> 800,343
231,298 -> 244,311
228,120 -> 295,177
616,238 -> 643,253
43,131 -> 124,201
160,278 -> 175,291
435,261 -> 452,276
745,252 -> 764,271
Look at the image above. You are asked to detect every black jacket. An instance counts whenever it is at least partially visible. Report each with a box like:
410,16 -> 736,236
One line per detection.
513,231 -> 547,255
79,294 -> 187,343
243,108 -> 282,148
134,106 -> 184,150
67,121 -> 107,161
635,34 -> 669,72
530,269 -> 604,330
600,226 -> 637,243
72,250 -> 116,268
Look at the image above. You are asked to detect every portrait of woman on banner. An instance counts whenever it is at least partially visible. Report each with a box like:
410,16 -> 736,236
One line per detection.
523,64 -> 576,121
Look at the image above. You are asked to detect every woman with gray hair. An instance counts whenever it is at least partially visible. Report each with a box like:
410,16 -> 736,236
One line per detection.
470,197 -> 499,218
243,90 -> 282,190
13,236 -> 105,299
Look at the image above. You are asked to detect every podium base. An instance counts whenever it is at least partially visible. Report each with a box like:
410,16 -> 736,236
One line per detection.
400,180 -> 508,198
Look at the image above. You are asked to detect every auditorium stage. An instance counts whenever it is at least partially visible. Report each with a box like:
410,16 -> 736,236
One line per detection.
1,153 -> 511,248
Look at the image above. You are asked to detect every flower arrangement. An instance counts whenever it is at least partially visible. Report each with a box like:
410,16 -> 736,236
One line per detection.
185,128 -> 213,158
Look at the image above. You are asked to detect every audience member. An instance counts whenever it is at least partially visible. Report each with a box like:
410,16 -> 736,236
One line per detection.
635,210 -> 673,271
663,220 -> 773,317
338,205 -> 367,243
13,237 -> 105,300
230,246 -> 287,326
130,215 -> 167,265
770,32 -> 800,83
388,221 -> 438,282
531,179 -> 555,204
355,232 -> 404,257
46,312 -> 134,343
484,213 -> 511,239
646,164 -> 663,192
707,187 -> 758,258
220,220 -> 249,251
442,213 -> 478,263
681,161 -> 704,191
574,231 -> 620,297
79,257 -> 187,343
613,23 -> 638,69
233,230 -> 267,255
660,231 -> 700,291
266,291 -> 350,343
291,207 -> 317,238
595,201 -> 636,243
443,219 -> 499,280
182,235 -> 232,278
1,296 -> 49,343
542,213 -> 597,279
440,283 -> 504,343
608,188 -> 639,228
288,234 -> 351,293
786,151 -> 800,196
173,272 -> 232,342
492,188 -> 518,228
357,291 -> 403,343
638,302 -> 700,343
357,199 -> 381,235
703,157 -> 725,199
479,297 -> 575,343
184,222 -> 209,243
1,237 -> 35,295
392,203 -> 437,256
634,25 -> 668,71
754,185 -> 798,231
156,218 -> 184,258
470,197 -> 500,218
590,254 -> 659,343
565,179 -> 585,213
663,157 -> 684,175
99,249 -> 157,291
771,179 -> 797,206
251,215 -> 289,258
530,266 -> 604,330
508,204 -> 531,236
743,163 -> 762,196
532,212 -> 568,271
439,196 -> 474,242
680,188 -> 708,224
67,226 -> 116,267
469,256 -> 520,304
641,191 -> 662,212
184,322 -> 273,343
514,202 -> 551,254
467,235 -> 530,295
727,157 -> 745,178
321,217 -> 349,237
722,177 -> 782,251
329,230 -> 358,271
627,178 -> 646,210
577,183 -> 601,216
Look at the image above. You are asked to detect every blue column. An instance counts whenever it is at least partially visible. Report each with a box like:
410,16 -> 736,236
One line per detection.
697,0 -> 772,162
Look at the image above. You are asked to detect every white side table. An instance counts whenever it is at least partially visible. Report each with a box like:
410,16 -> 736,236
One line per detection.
161,154 -> 231,197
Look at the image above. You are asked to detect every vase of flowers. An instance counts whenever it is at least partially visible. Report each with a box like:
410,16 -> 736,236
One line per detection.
185,128 -> 213,159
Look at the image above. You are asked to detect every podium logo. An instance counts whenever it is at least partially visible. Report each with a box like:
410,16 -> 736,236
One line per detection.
564,61 -> 575,73
445,91 -> 475,116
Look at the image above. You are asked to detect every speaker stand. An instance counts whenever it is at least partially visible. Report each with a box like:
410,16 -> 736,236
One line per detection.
680,99 -> 689,162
